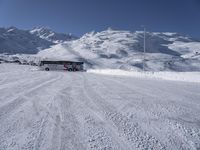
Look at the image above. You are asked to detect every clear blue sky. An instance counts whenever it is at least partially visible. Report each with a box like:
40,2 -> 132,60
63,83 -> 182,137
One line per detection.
0,0 -> 200,37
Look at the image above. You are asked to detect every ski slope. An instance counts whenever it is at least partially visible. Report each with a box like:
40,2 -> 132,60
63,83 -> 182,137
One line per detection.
0,64 -> 200,150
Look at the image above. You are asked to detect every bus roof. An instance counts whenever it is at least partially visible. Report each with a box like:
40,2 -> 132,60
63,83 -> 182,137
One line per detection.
40,60 -> 84,64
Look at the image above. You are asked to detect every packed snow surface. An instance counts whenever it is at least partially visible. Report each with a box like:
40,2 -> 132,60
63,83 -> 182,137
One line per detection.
88,69 -> 200,83
0,64 -> 200,150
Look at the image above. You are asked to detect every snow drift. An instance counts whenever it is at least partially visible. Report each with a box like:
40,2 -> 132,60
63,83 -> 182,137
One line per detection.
87,69 -> 200,83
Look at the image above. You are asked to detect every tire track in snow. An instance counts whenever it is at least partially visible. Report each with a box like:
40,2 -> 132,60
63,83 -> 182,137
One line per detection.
70,73 -> 157,150
0,73 -> 56,104
0,71 -> 41,88
76,79 -> 132,150
32,95 -> 62,150
82,74 -> 166,150
50,114 -> 62,150
71,95 -> 126,150
58,74 -> 127,150
33,107 -> 59,150
0,76 -> 63,150
30,73 -> 88,150
95,75 -> 200,148
0,73 -> 48,91
83,115 -> 124,150
58,88 -> 87,150
0,74 -> 66,150
84,75 -> 175,149
85,74 -> 200,150
33,115 -> 48,150
0,74 -> 62,122
0,76 -> 7,85
99,75 -> 200,109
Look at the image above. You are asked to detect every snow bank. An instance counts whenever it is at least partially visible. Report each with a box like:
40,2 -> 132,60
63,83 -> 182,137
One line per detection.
87,69 -> 200,83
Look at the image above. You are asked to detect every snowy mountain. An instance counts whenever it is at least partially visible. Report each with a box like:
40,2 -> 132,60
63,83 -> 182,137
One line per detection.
1,27 -> 199,71
0,26 -> 77,54
30,27 -> 77,43
38,29 -> 200,71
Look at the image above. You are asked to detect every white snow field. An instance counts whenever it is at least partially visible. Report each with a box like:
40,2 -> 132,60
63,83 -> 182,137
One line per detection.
0,64 -> 200,150
87,69 -> 200,83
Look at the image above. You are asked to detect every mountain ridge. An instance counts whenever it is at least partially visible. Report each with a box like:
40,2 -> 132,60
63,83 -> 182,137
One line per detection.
1,27 -> 200,71
0,26 -> 77,54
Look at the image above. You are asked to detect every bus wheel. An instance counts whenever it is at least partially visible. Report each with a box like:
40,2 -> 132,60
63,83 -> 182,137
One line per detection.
68,68 -> 72,72
45,68 -> 50,71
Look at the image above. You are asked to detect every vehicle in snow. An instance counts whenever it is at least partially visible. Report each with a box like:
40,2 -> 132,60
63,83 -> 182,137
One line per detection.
39,60 -> 84,71
20,60 -> 29,65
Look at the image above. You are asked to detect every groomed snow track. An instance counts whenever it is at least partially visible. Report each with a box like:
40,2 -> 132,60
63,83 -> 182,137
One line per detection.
0,64 -> 200,150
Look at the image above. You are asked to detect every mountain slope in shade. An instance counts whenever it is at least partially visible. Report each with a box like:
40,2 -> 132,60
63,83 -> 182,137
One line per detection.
38,29 -> 200,71
0,26 -> 77,54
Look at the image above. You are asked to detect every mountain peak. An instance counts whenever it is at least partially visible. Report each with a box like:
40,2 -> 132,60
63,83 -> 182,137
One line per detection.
31,26 -> 51,31
30,26 -> 78,43
0,26 -> 78,54
30,26 -> 53,35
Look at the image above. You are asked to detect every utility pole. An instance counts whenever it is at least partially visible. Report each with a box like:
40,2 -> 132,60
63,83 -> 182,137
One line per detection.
143,27 -> 146,72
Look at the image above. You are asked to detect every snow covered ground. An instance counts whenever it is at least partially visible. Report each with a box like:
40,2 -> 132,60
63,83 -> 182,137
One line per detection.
88,69 -> 200,83
0,64 -> 200,150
